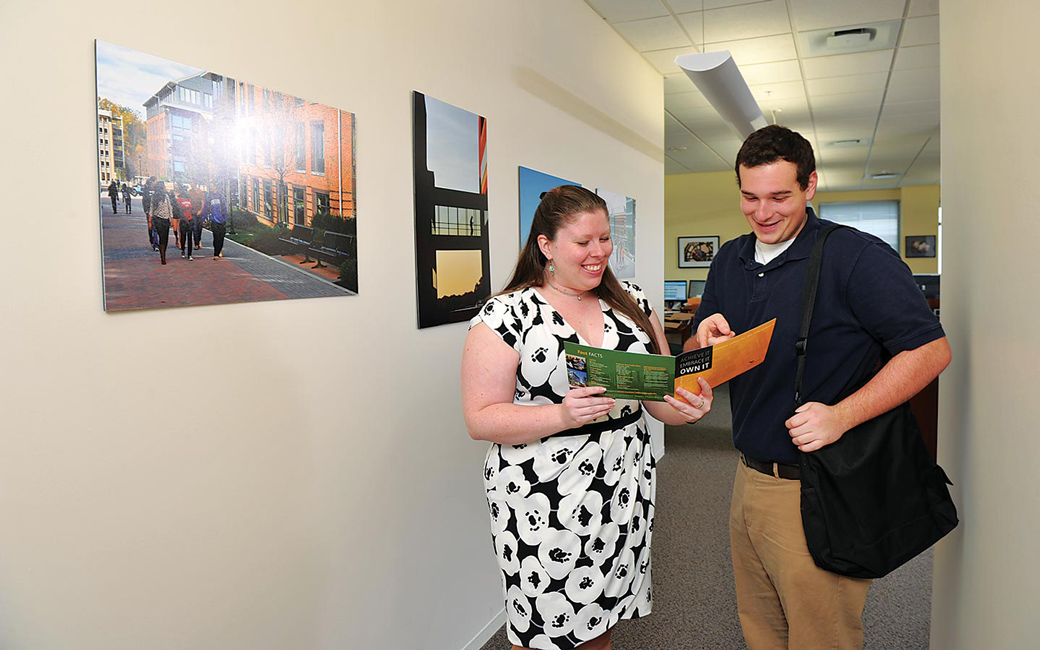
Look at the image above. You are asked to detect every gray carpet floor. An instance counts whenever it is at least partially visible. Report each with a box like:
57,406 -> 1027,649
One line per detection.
480,386 -> 932,649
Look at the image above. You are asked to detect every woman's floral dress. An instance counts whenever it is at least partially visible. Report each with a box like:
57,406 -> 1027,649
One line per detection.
471,282 -> 657,650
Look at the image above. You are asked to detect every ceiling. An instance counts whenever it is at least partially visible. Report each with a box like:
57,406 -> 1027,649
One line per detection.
584,0 -> 939,191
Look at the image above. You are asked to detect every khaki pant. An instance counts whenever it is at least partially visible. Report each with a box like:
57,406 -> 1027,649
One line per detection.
730,460 -> 872,649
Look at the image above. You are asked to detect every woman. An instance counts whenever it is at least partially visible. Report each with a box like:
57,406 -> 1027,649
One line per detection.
462,186 -> 713,650
150,183 -> 173,265
143,177 -> 156,248
121,183 -> 132,214
175,187 -> 195,260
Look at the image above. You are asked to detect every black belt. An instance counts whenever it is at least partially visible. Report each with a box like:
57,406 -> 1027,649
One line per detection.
741,454 -> 800,480
546,407 -> 643,439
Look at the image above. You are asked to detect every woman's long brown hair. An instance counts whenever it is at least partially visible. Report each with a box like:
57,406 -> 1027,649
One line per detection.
501,185 -> 661,354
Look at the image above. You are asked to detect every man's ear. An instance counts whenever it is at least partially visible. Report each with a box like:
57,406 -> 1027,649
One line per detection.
805,171 -> 818,200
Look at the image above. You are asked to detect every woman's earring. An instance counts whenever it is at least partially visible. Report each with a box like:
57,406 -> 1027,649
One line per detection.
548,262 -> 555,276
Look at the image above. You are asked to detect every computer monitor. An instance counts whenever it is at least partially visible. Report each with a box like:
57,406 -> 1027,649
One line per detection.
664,280 -> 687,308
913,274 -> 940,300
688,280 -> 706,298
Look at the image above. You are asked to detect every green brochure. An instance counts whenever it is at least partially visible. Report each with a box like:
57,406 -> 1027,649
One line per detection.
564,342 -> 677,401
563,318 -> 777,402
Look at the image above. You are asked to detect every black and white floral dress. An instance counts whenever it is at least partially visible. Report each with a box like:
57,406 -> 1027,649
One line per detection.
471,282 -> 656,650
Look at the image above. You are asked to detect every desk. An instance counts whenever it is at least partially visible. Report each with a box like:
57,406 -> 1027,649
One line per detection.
663,312 -> 693,354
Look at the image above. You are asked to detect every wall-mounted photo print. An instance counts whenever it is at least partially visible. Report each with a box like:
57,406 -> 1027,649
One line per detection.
905,235 -> 936,258
518,166 -> 579,245
596,188 -> 636,279
95,40 -> 358,312
678,236 -> 719,268
412,92 -> 490,328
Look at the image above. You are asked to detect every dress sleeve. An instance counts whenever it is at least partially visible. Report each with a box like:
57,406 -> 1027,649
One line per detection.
621,281 -> 653,317
469,294 -> 524,353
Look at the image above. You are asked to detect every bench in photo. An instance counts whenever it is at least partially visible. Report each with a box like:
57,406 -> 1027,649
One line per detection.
308,230 -> 355,268
278,224 -> 318,265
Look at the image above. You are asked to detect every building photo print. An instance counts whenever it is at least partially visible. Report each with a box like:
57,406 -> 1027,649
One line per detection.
95,40 -> 358,312
411,91 -> 490,329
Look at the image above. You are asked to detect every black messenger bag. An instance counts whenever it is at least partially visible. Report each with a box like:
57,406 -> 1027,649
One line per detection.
795,225 -> 959,579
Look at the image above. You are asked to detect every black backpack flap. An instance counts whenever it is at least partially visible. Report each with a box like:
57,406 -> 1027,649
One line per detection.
795,225 -> 958,579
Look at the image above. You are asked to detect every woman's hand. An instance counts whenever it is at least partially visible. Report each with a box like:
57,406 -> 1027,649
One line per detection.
663,378 -> 714,423
561,386 -> 615,429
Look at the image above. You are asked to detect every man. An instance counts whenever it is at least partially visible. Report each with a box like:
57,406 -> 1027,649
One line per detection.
107,179 -> 119,213
689,125 -> 951,649
207,190 -> 227,259
175,186 -> 195,260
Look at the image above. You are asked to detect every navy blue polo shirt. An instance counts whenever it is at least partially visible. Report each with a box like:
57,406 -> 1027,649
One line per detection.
692,210 -> 945,465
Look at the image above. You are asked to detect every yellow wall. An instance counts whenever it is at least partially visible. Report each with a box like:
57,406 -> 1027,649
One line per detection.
898,185 -> 942,274
665,172 -> 941,281
664,171 -> 741,282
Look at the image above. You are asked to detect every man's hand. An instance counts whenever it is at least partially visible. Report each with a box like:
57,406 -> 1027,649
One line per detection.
694,313 -> 735,348
786,338 -> 952,453
785,402 -> 848,452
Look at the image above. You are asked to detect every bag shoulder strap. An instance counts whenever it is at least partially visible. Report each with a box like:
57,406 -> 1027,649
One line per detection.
794,224 -> 844,406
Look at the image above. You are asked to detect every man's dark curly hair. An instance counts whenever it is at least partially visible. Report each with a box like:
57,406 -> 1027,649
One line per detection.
735,125 -> 815,190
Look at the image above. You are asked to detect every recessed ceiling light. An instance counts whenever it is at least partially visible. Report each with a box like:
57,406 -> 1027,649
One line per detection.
827,28 -> 874,49
798,20 -> 901,57
667,146 -> 688,152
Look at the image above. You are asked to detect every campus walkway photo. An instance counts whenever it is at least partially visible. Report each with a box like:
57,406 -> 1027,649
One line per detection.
100,193 -> 353,312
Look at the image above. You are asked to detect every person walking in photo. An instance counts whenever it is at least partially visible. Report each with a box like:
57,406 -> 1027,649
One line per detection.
142,177 -> 157,249
189,183 -> 206,252
689,125 -> 951,649
121,182 -> 132,214
170,185 -> 183,250
208,191 -> 227,259
462,185 -> 716,650
171,207 -> 180,250
107,180 -> 119,213
150,183 -> 173,265
175,186 -> 195,260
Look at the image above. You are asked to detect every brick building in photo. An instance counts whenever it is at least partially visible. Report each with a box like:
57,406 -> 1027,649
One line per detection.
144,72 -> 216,182
234,82 -> 356,227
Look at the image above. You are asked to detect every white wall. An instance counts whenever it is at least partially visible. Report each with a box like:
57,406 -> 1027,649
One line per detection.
932,1 -> 1040,647
0,2 -> 664,649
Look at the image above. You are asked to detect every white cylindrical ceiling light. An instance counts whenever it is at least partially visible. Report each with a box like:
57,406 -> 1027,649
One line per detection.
675,51 -> 769,138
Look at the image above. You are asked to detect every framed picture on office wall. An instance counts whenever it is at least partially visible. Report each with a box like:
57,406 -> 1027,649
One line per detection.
412,91 -> 490,329
596,187 -> 636,279
905,235 -> 936,258
95,40 -> 359,312
678,236 -> 719,268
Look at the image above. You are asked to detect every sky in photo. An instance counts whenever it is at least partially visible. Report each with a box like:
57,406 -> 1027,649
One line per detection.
425,95 -> 479,194
434,250 -> 482,298
96,40 -> 202,115
518,166 -> 579,243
